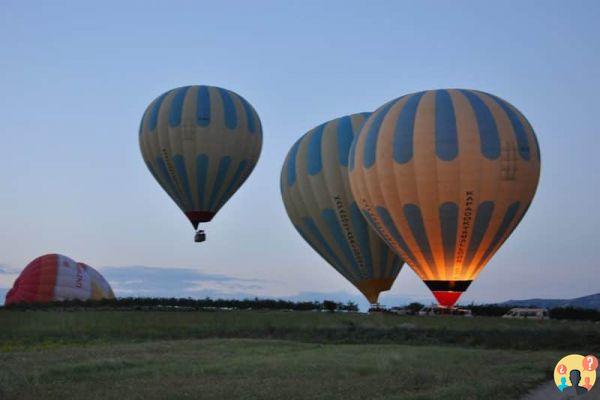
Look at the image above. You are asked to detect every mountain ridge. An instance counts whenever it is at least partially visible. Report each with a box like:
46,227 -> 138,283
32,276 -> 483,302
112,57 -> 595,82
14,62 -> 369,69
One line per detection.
500,292 -> 600,310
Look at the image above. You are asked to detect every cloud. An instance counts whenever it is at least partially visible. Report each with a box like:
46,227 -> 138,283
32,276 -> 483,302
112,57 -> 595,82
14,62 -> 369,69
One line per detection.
0,264 -> 17,274
96,265 -> 433,311
0,264 -> 18,296
98,265 -> 271,299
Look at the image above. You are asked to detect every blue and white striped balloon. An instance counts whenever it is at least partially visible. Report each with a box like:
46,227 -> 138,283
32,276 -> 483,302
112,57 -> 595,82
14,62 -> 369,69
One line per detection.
281,113 -> 404,304
139,85 -> 262,231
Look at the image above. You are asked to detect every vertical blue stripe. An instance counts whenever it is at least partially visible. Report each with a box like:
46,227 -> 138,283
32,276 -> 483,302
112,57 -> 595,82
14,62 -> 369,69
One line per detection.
195,154 -> 209,209
286,139 -> 301,186
155,157 -> 181,205
362,100 -> 397,169
514,200 -> 531,229
533,127 -> 540,161
374,206 -> 417,263
217,160 -> 248,209
393,92 -> 426,164
379,243 -> 388,278
301,218 -> 345,274
169,86 -> 190,127
218,88 -> 237,129
145,162 -> 157,180
321,209 -> 360,273
435,90 -> 458,161
336,116 -> 353,167
239,96 -> 257,134
459,90 -> 501,160
196,86 -> 211,127
486,93 -> 531,160
148,161 -> 180,206
525,118 -> 541,161
208,156 -> 232,209
477,202 -> 521,267
172,155 -> 194,209
391,254 -> 403,276
439,202 -> 459,269
307,123 -> 325,175
463,201 -> 495,268
149,91 -> 171,131
350,202 -> 374,277
348,131 -> 358,171
403,204 -> 435,269
139,109 -> 148,138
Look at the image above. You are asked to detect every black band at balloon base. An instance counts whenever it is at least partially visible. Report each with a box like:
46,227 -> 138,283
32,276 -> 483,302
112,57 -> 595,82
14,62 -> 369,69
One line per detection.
185,211 -> 216,229
423,280 -> 473,292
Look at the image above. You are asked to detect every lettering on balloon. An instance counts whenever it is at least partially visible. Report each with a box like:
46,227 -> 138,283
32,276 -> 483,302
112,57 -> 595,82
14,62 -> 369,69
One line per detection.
333,195 -> 365,271
455,190 -> 475,265
161,148 -> 185,196
359,199 -> 411,265
75,265 -> 83,289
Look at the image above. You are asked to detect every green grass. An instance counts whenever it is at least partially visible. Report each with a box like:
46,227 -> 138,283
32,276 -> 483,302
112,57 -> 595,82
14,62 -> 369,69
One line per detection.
0,310 -> 598,352
0,310 -> 597,399
0,339 -> 558,400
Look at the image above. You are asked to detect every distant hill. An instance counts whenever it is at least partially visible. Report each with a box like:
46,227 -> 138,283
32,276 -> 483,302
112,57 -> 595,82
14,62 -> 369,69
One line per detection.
501,293 -> 600,310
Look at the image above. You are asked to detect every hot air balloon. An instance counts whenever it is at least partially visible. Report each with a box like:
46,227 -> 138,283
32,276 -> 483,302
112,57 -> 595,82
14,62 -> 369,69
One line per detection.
281,113 -> 404,305
349,89 -> 540,307
5,254 -> 115,305
139,85 -> 262,242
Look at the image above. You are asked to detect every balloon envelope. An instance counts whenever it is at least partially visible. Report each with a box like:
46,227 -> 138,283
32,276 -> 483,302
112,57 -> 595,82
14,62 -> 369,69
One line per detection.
5,254 -> 115,305
349,89 -> 540,307
139,85 -> 262,229
281,113 -> 404,303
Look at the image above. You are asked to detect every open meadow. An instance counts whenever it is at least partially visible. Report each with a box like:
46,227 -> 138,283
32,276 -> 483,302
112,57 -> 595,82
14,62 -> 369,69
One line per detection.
1,310 -> 599,399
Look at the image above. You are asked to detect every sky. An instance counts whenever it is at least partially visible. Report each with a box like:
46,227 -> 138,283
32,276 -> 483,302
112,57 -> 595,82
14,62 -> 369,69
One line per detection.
0,1 -> 599,307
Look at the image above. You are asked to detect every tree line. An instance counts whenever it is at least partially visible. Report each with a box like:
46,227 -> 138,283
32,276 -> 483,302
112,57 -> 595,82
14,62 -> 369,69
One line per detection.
1,297 -> 359,312
3,298 -> 599,321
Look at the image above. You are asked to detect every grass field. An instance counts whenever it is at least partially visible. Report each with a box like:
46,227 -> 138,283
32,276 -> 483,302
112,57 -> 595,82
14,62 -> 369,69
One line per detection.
1,310 -> 598,399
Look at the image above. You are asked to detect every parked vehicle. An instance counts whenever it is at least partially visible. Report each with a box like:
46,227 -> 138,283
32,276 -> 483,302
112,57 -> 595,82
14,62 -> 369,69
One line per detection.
502,308 -> 549,320
418,306 -> 473,317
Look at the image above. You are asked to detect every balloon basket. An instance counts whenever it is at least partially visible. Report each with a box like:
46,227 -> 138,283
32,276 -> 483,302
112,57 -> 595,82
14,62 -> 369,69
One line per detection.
368,303 -> 386,313
194,230 -> 206,243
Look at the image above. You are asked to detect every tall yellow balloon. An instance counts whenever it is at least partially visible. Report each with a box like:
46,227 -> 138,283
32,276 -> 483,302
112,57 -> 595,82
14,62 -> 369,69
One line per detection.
281,113 -> 404,304
139,85 -> 262,242
349,89 -> 540,307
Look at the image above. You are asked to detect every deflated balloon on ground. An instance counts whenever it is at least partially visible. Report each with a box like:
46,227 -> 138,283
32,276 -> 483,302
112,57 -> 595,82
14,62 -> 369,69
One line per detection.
5,254 -> 115,305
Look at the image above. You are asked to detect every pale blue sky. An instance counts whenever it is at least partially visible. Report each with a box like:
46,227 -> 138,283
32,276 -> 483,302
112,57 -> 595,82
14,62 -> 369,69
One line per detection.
0,1 -> 598,305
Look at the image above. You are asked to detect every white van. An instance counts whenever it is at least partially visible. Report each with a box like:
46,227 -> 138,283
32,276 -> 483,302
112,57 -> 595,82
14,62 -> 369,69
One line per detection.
502,308 -> 549,320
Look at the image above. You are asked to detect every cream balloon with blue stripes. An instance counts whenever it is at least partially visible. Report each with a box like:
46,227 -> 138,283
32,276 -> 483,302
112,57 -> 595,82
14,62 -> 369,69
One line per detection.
349,89 -> 540,307
281,113 -> 404,304
139,85 -> 262,231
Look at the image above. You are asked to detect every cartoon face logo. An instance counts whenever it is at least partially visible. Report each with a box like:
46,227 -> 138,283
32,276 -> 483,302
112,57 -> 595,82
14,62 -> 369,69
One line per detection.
554,354 -> 598,395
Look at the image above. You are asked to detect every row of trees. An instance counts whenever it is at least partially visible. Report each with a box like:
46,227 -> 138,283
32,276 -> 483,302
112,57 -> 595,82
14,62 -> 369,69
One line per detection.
3,297 -> 599,321
1,297 -> 360,312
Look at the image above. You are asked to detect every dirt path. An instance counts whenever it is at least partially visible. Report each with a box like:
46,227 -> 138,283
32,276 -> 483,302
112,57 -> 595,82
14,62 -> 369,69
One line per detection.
522,382 -> 600,400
